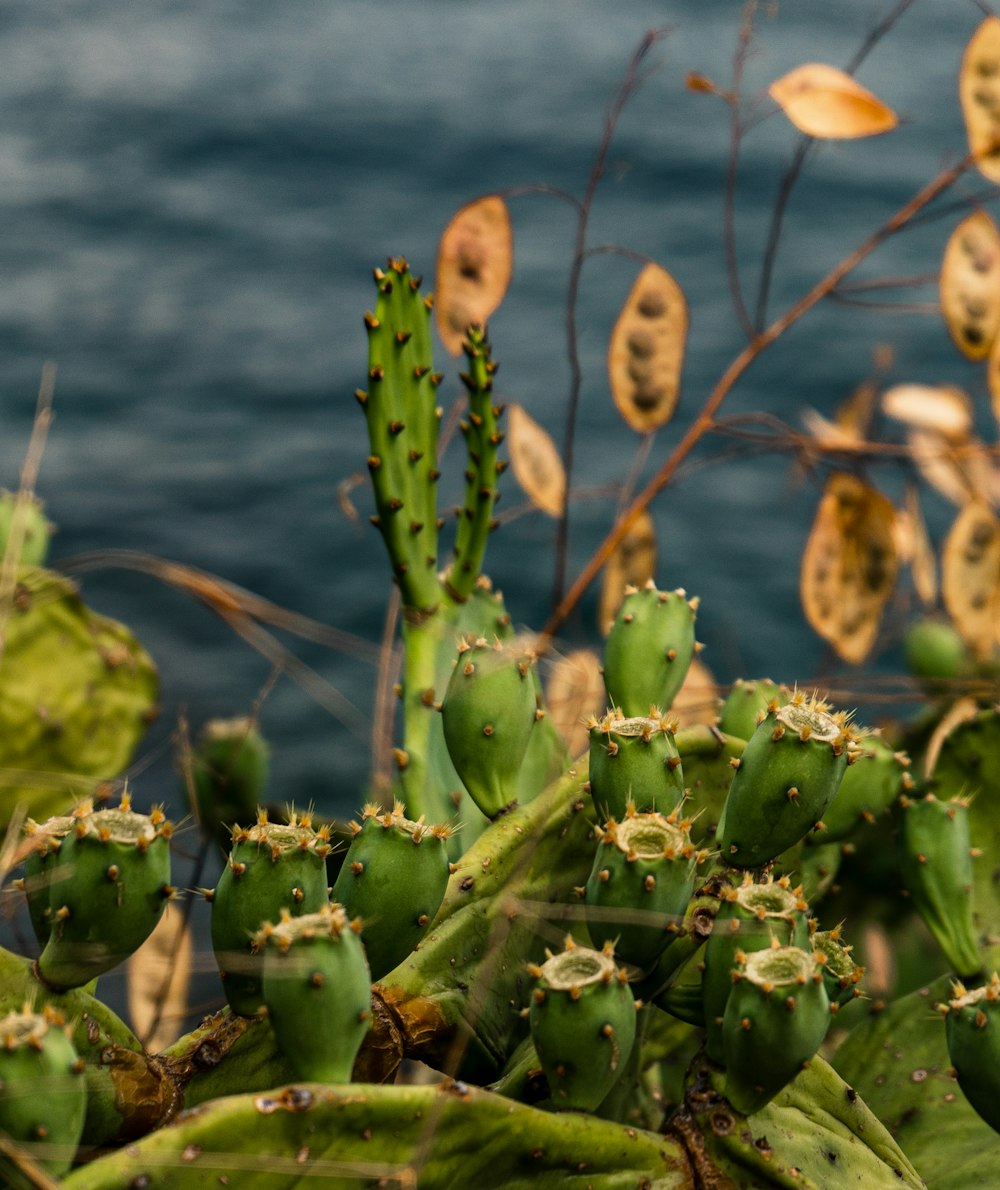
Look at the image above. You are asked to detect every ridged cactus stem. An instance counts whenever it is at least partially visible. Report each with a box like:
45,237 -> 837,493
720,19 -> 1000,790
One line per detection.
448,325 -> 504,600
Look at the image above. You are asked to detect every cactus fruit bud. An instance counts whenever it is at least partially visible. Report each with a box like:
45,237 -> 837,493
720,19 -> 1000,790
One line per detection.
715,691 -> 857,868
584,807 -> 699,970
440,637 -> 538,819
942,972 -> 1000,1133
718,678 -> 789,741
721,945 -> 830,1115
904,616 -> 970,685
812,928 -> 864,1009
588,709 -> 684,821
602,582 -> 698,716
257,904 -> 372,1084
189,716 -> 270,849
899,793 -> 982,977
701,874 -> 812,1063
810,734 -> 911,843
527,938 -> 637,1111
331,801 -> 452,980
36,797 -> 173,990
20,801 -> 95,946
0,1005 -> 86,1175
0,489 -> 52,567
210,812 -> 332,1016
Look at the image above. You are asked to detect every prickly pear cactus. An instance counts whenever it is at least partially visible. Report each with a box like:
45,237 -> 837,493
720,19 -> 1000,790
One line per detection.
587,708 -> 684,821
602,582 -> 699,716
189,716 -> 270,849
0,490 -> 52,567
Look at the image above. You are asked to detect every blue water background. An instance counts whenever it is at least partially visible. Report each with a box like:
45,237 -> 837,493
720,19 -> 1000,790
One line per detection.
0,0 -> 985,826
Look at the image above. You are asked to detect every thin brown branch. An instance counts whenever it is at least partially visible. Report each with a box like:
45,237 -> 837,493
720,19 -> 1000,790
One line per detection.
724,2 -> 757,341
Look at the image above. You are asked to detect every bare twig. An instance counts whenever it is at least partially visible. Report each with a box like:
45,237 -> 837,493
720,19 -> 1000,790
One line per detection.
724,2 -> 758,341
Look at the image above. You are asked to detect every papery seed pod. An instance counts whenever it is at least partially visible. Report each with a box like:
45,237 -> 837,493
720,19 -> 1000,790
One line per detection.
440,637 -> 538,819
899,793 -> 982,978
527,938 -> 637,1111
210,810 -> 332,1016
587,709 -> 684,821
943,972 -> 1000,1132
37,796 -> 173,991
0,1006 -> 86,1175
715,691 -> 858,868
257,904 -> 372,1084
602,582 -> 699,717
701,874 -> 812,1063
718,678 -> 789,742
721,945 -> 830,1115
584,807 -> 699,971
330,801 -> 452,980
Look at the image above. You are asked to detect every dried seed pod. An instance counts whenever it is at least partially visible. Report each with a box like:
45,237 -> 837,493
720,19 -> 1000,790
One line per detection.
961,17 -> 1000,185
435,195 -> 512,355
506,403 -> 565,519
546,649 -> 605,757
608,263 -> 687,433
769,63 -> 897,139
940,214 -> 1000,360
941,500 -> 1000,659
598,509 -> 657,635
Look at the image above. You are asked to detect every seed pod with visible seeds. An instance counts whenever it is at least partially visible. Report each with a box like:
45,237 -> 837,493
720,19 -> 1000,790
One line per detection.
37,795 -> 173,991
330,801 -> 452,980
257,904 -> 372,1084
942,972 -> 1000,1133
527,938 -> 637,1111
602,582 -> 699,717
588,709 -> 684,821
722,945 -> 830,1115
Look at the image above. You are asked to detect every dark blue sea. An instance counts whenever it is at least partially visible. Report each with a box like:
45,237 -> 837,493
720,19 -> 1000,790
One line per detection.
0,0 -> 986,830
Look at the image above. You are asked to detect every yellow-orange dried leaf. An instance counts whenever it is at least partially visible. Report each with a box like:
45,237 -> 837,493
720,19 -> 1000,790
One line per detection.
670,657 -> 719,730
598,509 -> 657,635
435,195 -> 513,355
800,473 -> 898,665
127,904 -> 192,1052
507,403 -> 565,518
881,384 -> 973,443
940,212 -> 1000,360
546,649 -> 605,757
608,263 -> 688,433
987,332 -> 1000,426
900,485 -> 938,607
941,500 -> 1000,659
907,429 -> 975,507
769,63 -> 898,139
960,17 -> 1000,185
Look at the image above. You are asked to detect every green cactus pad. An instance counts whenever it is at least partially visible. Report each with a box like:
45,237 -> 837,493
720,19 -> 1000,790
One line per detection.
527,938 -> 637,1111
210,810 -> 332,1016
257,904 -> 372,1084
721,945 -> 831,1115
584,807 -> 702,970
811,734 -> 913,843
602,581 -> 699,716
0,1006 -> 86,1175
440,636 -> 538,819
718,677 -> 789,741
588,709 -> 684,821
942,972 -> 1000,1134
37,796 -> 174,990
0,568 -> 159,830
899,793 -> 982,978
330,801 -> 452,980
189,716 -> 271,849
716,692 -> 857,868
673,724 -> 743,844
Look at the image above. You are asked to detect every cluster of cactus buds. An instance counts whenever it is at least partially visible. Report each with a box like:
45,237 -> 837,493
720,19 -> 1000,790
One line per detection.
331,801 -> 452,980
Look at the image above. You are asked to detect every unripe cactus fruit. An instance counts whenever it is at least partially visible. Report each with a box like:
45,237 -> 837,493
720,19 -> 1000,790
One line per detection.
527,938 -> 637,1111
812,928 -> 864,1010
701,874 -> 811,1063
0,489 -> 53,567
0,1005 -> 86,1175
190,716 -> 270,850
941,972 -> 1000,1133
717,678 -> 789,741
899,793 -> 982,977
256,904 -> 372,1084
810,734 -> 912,843
330,801 -> 452,980
36,794 -> 173,990
584,806 -> 702,970
904,616 -> 970,684
18,800 -> 95,946
715,691 -> 858,868
440,636 -> 538,819
210,809 -> 332,1016
587,709 -> 684,821
721,944 -> 830,1115
602,582 -> 699,716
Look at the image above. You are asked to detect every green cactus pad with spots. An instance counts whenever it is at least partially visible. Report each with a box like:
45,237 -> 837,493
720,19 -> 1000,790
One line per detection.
943,972 -> 1000,1134
588,710 -> 684,821
602,582 -> 699,716
718,677 -> 789,741
190,716 -> 271,849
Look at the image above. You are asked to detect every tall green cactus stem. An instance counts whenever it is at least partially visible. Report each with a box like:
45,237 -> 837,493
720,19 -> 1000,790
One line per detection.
359,258 -> 442,613
36,796 -> 174,991
602,582 -> 699,716
718,678 -> 789,741
0,490 -> 52,568
716,691 -> 858,868
584,807 -> 702,970
701,873 -> 811,1063
810,734 -> 913,844
210,810 -> 332,1016
256,904 -> 372,1084
587,709 -> 684,821
448,325 -> 505,600
527,938 -> 637,1111
899,793 -> 982,977
721,944 -> 831,1115
0,1006 -> 86,1175
941,973 -> 1000,1135
18,800 -> 95,945
440,636 -> 539,819
330,801 -> 453,980
189,716 -> 270,850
